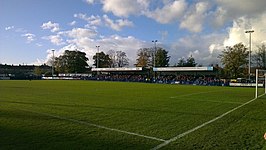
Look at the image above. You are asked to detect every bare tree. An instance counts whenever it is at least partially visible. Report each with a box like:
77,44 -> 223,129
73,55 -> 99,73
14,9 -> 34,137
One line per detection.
107,50 -> 116,67
116,51 -> 129,67
253,44 -> 266,69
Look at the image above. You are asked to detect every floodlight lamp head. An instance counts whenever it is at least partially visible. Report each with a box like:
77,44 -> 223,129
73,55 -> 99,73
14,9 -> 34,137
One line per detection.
245,30 -> 254,33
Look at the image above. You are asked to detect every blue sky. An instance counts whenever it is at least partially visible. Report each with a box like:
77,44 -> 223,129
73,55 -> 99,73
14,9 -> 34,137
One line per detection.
1,0 -> 266,66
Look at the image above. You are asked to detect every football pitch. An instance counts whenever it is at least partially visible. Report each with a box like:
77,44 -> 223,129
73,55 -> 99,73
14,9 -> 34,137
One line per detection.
0,80 -> 266,149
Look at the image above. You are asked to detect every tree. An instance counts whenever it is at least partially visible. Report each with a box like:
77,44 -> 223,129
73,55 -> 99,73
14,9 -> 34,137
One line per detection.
176,57 -> 186,67
176,55 -> 197,67
135,48 -> 152,67
185,55 -> 197,67
219,43 -> 248,78
155,47 -> 170,67
92,51 -> 112,68
253,44 -> 266,69
54,50 -> 89,73
107,50 -> 116,67
34,66 -> 43,76
116,51 -> 129,67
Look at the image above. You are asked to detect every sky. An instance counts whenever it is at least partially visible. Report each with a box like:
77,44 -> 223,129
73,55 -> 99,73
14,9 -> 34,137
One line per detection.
1,0 -> 266,67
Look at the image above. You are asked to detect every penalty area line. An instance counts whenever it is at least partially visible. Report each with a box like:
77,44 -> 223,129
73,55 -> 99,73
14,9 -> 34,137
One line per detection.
170,90 -> 224,99
152,94 -> 265,150
18,109 -> 166,142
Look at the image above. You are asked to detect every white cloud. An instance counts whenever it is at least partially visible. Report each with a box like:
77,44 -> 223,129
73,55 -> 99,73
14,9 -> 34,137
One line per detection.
89,16 -> 102,26
102,0 -> 149,17
32,58 -> 45,65
74,13 -> 87,21
44,35 -> 65,46
74,13 -> 100,25
42,28 -> 97,46
45,49 -> 58,65
42,27 -> 98,65
46,34 -> 148,66
223,13 -> 266,48
85,0 -> 94,4
74,13 -> 102,28
36,43 -> 43,47
210,7 -> 227,28
21,33 -> 35,43
146,0 -> 187,24
211,0 -> 266,27
103,15 -> 133,31
5,26 -> 14,31
74,13 -> 133,31
41,21 -> 60,32
216,0 -> 266,17
170,33 -> 226,66
96,35 -> 149,66
69,21 -> 77,26
67,28 -> 97,39
171,10 -> 266,66
38,0 -> 266,67
180,2 -> 209,33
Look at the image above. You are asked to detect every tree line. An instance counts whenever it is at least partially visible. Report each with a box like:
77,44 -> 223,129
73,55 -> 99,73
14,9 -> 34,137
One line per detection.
51,43 -> 266,78
220,43 -> 266,78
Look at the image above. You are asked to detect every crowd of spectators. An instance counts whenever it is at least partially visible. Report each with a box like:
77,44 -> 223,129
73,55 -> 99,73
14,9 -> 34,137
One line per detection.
88,74 -> 147,82
156,75 -> 228,86
87,74 -> 228,86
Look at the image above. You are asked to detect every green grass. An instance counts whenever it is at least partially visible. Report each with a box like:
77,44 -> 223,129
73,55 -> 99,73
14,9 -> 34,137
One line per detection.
0,80 -> 265,149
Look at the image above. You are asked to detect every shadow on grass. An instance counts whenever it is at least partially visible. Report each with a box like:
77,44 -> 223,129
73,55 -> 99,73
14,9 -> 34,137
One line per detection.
0,109 -> 160,150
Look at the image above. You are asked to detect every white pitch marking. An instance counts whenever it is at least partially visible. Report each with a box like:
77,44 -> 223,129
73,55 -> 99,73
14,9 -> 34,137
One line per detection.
195,99 -> 243,104
170,90 -> 223,99
152,94 -> 265,150
18,108 -> 166,142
